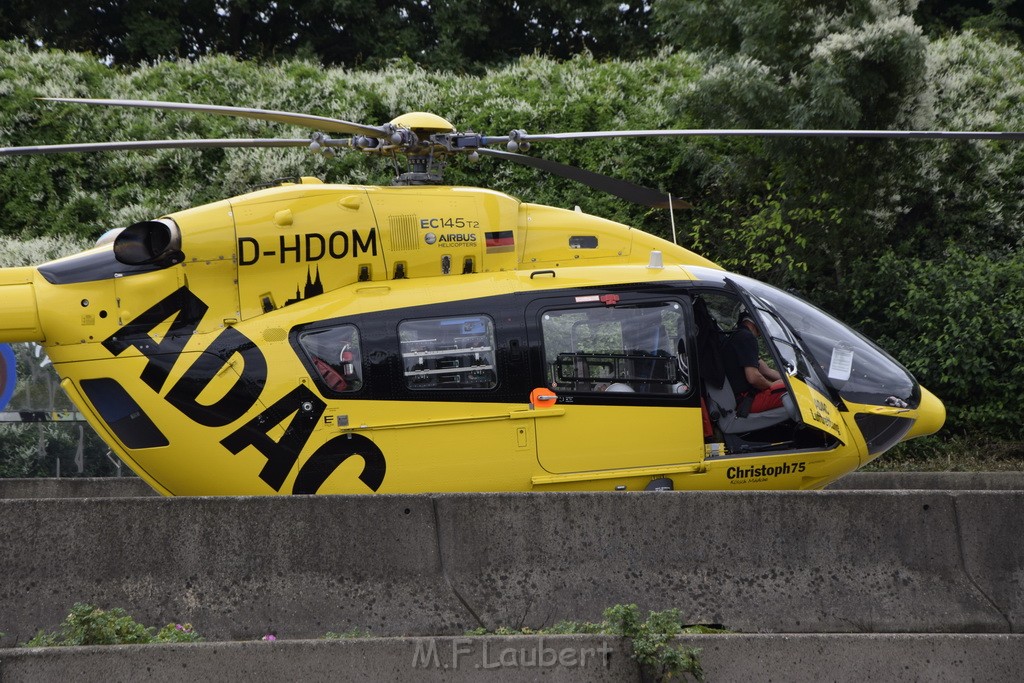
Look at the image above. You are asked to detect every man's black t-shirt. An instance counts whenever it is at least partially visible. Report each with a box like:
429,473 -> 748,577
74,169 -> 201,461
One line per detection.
723,328 -> 759,395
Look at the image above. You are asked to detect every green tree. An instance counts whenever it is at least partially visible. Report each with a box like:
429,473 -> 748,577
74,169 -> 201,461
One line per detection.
916,0 -> 1024,44
655,1 -> 933,297
0,1 -> 655,71
653,0 -> 922,74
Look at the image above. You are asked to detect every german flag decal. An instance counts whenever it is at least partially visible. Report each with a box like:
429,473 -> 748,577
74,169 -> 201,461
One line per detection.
485,230 -> 515,253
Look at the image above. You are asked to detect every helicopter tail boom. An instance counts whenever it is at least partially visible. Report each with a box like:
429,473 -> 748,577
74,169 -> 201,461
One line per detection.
0,267 -> 43,342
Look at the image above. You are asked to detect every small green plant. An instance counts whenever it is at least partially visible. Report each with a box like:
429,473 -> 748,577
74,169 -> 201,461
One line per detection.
464,621 -> 604,636
154,622 -> 203,643
22,603 -> 202,647
323,627 -> 372,639
604,604 -> 704,682
464,605 -> 711,681
536,619 -> 606,635
24,603 -> 152,647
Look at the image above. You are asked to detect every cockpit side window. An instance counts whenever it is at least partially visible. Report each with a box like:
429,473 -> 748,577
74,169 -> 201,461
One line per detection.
692,290 -> 784,389
298,325 -> 363,393
540,301 -> 691,395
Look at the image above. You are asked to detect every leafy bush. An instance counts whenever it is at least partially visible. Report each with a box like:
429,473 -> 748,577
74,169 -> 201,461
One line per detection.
25,603 -> 152,647
603,604 -> 705,682
851,247 -> 1024,440
1,32 -> 1023,457
22,603 -> 202,647
868,434 -> 1024,472
465,604 -> 712,681
0,44 -> 702,242
0,423 -> 116,478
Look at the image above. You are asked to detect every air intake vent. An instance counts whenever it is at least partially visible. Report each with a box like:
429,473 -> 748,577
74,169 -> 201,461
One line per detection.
263,328 -> 287,342
389,214 -> 419,251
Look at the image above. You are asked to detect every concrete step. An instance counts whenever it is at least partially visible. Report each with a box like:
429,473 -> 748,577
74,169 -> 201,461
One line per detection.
3,634 -> 1022,682
2,482 -> 1021,681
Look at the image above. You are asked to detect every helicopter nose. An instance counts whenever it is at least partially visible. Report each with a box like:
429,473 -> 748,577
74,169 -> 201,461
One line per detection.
904,386 -> 946,440
0,267 -> 44,342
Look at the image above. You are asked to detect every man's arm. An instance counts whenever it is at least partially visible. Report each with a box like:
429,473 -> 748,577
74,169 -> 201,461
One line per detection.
744,365 -> 776,391
758,359 -> 781,382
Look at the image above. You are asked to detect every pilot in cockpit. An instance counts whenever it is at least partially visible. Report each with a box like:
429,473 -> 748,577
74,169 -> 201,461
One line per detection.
723,311 -> 787,415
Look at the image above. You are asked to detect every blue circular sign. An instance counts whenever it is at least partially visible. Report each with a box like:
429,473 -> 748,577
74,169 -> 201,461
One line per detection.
0,344 -> 16,411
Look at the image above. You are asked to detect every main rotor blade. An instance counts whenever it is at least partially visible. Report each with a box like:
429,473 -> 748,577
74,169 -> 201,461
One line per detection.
0,138 -> 313,156
479,148 -> 691,209
514,128 -> 1024,142
41,97 -> 387,138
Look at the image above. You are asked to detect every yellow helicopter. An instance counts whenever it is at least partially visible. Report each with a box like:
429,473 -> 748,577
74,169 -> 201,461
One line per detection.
0,97 -> 966,495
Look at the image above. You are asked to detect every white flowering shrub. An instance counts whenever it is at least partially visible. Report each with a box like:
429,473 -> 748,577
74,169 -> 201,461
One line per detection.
0,235 -> 91,267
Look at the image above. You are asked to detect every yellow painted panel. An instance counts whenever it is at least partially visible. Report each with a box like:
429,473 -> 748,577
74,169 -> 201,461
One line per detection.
230,187 -> 383,320
535,403 -> 704,474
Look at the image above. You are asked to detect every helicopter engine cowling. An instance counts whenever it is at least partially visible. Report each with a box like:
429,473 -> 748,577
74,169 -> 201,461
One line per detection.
113,218 -> 183,267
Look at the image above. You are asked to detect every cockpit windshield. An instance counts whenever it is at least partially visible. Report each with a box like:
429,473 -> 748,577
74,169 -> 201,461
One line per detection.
690,267 -> 919,409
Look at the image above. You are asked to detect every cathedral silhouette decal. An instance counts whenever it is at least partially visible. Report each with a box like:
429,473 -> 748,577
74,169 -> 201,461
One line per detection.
284,267 -> 325,306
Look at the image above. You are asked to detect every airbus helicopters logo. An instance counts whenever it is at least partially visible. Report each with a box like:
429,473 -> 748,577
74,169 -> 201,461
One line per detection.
424,232 -> 477,247
101,287 -> 386,494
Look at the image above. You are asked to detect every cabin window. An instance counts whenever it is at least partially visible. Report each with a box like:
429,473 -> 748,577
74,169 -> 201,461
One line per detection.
80,377 -> 169,448
541,301 -> 690,394
399,315 -> 498,390
298,325 -> 363,393
569,235 -> 598,249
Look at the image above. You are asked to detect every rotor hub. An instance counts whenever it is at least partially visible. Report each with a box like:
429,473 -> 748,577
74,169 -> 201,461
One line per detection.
388,112 -> 457,134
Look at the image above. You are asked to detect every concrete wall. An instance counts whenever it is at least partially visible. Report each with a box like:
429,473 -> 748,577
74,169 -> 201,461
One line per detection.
828,472 -> 1024,490
3,634 -> 1023,683
1,491 -> 1022,645
0,478 -> 156,499
3,471 -> 1023,500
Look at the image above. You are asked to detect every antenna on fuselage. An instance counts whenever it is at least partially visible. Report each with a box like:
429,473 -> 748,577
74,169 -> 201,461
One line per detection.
668,193 -> 678,244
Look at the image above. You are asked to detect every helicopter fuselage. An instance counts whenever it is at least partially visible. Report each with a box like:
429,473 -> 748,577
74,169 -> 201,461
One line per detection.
0,179 -> 944,494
